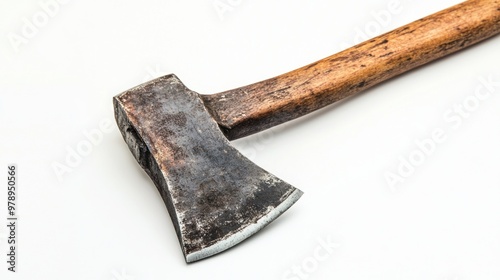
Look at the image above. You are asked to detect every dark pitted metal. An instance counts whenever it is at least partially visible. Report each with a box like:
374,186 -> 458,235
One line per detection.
114,75 -> 302,263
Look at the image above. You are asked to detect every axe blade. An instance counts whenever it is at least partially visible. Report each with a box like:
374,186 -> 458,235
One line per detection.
114,75 -> 303,263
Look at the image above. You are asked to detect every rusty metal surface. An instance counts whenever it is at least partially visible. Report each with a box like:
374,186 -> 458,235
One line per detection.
113,75 -> 303,262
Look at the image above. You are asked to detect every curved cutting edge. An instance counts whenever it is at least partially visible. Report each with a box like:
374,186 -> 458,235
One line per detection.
186,188 -> 302,263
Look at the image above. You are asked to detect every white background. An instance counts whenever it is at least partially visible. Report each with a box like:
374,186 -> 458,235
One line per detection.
1,0 -> 500,279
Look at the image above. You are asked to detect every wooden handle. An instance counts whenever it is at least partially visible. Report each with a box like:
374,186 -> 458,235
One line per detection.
202,0 -> 500,140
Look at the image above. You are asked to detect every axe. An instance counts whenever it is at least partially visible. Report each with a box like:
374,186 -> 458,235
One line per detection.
114,0 -> 499,263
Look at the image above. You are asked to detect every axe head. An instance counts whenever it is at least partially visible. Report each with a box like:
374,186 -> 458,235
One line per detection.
113,75 -> 302,263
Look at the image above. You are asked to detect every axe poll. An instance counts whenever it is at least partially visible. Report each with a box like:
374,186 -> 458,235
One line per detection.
114,0 -> 500,263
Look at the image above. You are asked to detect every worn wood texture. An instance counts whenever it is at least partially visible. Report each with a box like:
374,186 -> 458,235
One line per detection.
202,0 -> 500,140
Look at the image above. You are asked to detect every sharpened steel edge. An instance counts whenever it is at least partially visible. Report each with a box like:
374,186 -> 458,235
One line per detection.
185,189 -> 303,263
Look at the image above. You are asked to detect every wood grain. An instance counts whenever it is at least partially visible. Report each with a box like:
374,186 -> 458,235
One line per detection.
201,0 -> 500,140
